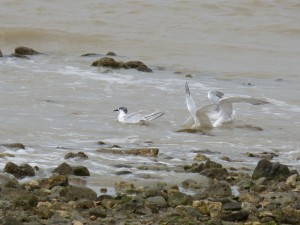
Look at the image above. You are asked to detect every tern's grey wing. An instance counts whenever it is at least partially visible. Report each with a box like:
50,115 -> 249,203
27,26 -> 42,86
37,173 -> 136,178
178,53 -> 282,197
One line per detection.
208,90 -> 224,105
125,113 -> 144,123
225,97 -> 269,105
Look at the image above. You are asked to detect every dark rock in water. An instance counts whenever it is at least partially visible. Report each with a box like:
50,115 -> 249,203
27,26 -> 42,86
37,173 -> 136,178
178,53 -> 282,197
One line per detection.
106,51 -> 117,56
0,49 -> 2,57
81,53 -> 103,57
91,57 -> 124,68
200,168 -> 229,180
252,159 -> 291,181
91,57 -> 152,72
40,175 -> 69,189
14,46 -> 40,55
14,194 -> 38,210
97,147 -> 159,157
115,170 -> 132,175
97,141 -> 106,145
73,166 -> 90,176
181,179 -> 198,189
53,162 -> 73,175
125,60 -> 152,72
59,186 -> 97,201
245,151 -> 278,160
1,143 -> 25,149
204,159 -> 222,169
53,162 -> 90,176
184,163 -> 205,173
167,191 -> 192,207
64,151 -> 88,159
4,162 -> 35,179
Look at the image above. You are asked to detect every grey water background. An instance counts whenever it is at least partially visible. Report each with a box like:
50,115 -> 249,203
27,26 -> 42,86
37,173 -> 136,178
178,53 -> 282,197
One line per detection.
0,0 -> 299,192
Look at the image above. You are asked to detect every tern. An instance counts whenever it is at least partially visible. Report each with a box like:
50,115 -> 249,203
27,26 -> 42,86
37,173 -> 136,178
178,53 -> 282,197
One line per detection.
185,82 -> 269,128
114,106 -> 164,124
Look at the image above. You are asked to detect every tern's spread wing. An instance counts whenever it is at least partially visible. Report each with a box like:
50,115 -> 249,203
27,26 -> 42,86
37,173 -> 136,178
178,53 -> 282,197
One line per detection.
224,97 -> 269,105
185,82 -> 197,123
196,104 -> 216,128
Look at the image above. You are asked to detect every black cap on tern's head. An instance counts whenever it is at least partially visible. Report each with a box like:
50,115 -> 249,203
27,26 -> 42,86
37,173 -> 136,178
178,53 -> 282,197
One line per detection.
113,107 -> 128,113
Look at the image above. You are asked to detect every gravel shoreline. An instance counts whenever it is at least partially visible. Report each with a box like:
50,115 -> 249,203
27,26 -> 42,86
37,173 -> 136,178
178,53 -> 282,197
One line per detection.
1,143 -> 300,225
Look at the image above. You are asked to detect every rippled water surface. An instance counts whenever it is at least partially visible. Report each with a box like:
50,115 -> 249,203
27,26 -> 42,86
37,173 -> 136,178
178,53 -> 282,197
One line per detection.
1,0 -> 300,192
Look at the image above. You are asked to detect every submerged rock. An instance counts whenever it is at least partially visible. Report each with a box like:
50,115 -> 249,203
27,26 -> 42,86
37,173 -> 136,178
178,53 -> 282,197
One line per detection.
106,51 -> 117,56
14,46 -> 40,55
91,57 -> 152,72
3,162 -> 35,179
245,151 -> 278,160
1,143 -> 25,149
97,147 -> 159,157
252,159 -> 291,181
64,151 -> 88,159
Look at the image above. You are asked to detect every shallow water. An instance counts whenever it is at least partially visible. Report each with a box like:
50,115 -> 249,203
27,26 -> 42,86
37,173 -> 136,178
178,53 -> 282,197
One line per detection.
0,0 -> 300,193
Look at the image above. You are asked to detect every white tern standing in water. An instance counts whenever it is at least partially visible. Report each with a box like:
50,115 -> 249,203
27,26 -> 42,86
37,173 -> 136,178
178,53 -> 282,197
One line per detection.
114,107 -> 164,124
184,82 -> 269,128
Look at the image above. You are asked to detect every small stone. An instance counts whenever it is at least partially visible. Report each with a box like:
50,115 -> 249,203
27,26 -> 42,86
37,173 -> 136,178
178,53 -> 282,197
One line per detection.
100,188 -> 107,193
192,200 -> 222,218
90,215 -> 97,221
72,221 -> 84,225
145,196 -> 168,209
286,174 -> 298,188
167,191 -> 191,207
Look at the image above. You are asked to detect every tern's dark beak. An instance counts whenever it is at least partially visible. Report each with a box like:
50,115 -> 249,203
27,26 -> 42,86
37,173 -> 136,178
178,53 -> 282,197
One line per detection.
113,109 -> 119,112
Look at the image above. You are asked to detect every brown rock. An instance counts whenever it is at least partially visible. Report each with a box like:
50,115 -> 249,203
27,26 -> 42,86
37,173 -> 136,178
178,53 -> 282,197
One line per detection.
200,168 -> 229,180
91,57 -> 152,72
64,151 -> 88,159
0,49 -> 2,57
14,46 -> 40,55
252,159 -> 291,181
106,51 -> 117,56
40,175 -> 69,189
4,162 -> 35,179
